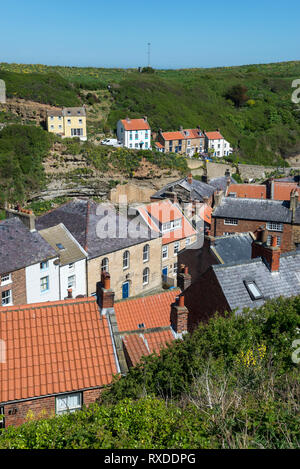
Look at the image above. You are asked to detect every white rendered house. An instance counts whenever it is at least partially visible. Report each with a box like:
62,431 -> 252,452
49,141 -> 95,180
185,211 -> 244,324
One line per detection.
117,117 -> 151,150
205,131 -> 233,157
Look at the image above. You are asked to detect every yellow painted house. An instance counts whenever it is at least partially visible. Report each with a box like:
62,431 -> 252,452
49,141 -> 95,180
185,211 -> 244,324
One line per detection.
46,107 -> 87,141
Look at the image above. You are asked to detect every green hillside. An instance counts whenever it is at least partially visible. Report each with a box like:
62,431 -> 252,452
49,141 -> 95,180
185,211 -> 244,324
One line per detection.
2,61 -> 300,166
0,296 -> 299,449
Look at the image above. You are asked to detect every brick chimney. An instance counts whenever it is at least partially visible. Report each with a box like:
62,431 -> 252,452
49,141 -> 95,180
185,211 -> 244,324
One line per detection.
177,265 -> 192,291
251,236 -> 281,272
97,272 -> 115,310
214,190 -> 224,207
65,288 -> 73,300
170,295 -> 189,334
5,207 -> 36,232
290,188 -> 299,223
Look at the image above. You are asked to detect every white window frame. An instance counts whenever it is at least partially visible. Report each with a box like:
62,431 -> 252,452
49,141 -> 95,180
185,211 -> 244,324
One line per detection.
40,261 -> 49,270
244,281 -> 263,301
162,246 -> 168,259
266,222 -> 283,232
123,251 -> 130,270
68,275 -> 76,289
1,274 -> 12,286
174,241 -> 180,254
143,268 -> 149,286
56,392 -> 82,415
143,244 -> 150,263
224,218 -> 238,226
101,258 -> 109,273
186,237 -> 191,247
40,276 -> 49,293
1,289 -> 12,307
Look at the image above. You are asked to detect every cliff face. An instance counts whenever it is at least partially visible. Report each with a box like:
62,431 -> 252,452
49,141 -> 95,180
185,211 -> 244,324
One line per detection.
0,98 -> 61,126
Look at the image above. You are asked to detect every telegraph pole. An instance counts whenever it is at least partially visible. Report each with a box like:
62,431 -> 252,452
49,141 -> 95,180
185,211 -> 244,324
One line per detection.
147,42 -> 151,67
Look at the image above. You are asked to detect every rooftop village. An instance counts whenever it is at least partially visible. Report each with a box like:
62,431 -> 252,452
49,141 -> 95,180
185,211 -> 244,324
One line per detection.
1,113 -> 300,427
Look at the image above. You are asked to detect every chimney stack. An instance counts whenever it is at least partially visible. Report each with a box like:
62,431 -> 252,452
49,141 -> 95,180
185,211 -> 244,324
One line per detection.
214,190 -> 224,207
143,116 -> 147,122
5,206 -> 36,232
65,288 -> 73,300
290,189 -> 299,223
177,264 -> 192,291
97,272 -> 115,311
251,236 -> 281,272
170,295 -> 189,334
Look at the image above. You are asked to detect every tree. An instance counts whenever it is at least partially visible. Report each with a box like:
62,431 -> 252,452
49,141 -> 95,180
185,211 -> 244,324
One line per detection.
226,84 -> 249,108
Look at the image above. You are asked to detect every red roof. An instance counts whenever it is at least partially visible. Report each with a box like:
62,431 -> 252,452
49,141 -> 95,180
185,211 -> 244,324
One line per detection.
205,131 -> 223,140
122,330 -> 174,366
155,141 -> 164,149
121,118 -> 150,131
161,131 -> 185,141
0,298 -> 118,404
273,182 -> 299,201
114,289 -> 180,332
227,184 -> 267,199
139,200 -> 197,245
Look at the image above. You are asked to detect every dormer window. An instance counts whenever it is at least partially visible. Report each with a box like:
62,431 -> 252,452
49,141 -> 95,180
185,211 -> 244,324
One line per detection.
244,280 -> 263,301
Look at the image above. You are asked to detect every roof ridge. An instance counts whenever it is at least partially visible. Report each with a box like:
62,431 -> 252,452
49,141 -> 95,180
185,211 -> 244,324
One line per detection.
0,296 -> 97,313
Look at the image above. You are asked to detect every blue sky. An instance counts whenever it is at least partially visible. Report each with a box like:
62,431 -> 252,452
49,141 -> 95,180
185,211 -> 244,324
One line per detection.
1,0 -> 300,69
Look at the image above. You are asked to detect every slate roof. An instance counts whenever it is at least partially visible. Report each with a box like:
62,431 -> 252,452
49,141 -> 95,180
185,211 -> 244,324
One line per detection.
36,199 -> 159,260
210,233 -> 254,265
213,250 -> 300,313
151,175 -> 236,203
62,107 -> 86,117
0,217 -> 57,276
0,297 -> 118,404
213,197 -> 293,223
38,223 -> 87,267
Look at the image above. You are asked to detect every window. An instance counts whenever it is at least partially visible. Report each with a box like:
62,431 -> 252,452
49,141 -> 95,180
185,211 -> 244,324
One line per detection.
187,140 -> 191,146
67,119 -> 71,124
266,222 -> 283,232
71,128 -> 83,136
228,192 -> 237,197
224,232 -> 236,236
79,119 -> 83,124
135,143 -> 138,148
69,263 -> 75,270
2,290 -> 12,306
68,275 -> 76,289
174,241 -> 180,254
130,132 -> 133,140
40,276 -> 49,293
56,243 -> 65,250
145,131 -> 148,138
50,125 -> 54,130
129,143 -> 132,148
135,133 -> 138,140
143,245 -> 150,262
145,142 -> 148,149
123,251 -> 130,270
162,219 -> 182,233
186,238 -> 191,247
40,261 -> 49,270
101,258 -> 109,273
224,218 -> 238,226
56,393 -> 82,415
173,262 -> 178,275
244,281 -> 263,301
162,246 -> 168,259
143,268 -> 149,285
59,125 -> 62,130
1,274 -> 11,286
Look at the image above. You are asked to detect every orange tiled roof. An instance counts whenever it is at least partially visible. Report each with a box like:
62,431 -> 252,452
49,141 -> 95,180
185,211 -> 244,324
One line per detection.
115,289 -> 180,332
161,131 -> 185,141
122,330 -> 174,366
121,118 -> 150,131
227,184 -> 267,199
273,182 -> 299,201
155,141 -> 164,149
183,129 -> 203,139
205,131 -> 223,140
0,298 -> 118,404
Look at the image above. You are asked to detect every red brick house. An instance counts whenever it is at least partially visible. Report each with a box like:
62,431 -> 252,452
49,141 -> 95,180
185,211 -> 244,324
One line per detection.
0,297 -> 120,427
211,191 -> 299,252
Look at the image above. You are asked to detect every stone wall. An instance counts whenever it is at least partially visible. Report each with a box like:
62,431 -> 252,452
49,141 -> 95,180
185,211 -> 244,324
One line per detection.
110,182 -> 154,204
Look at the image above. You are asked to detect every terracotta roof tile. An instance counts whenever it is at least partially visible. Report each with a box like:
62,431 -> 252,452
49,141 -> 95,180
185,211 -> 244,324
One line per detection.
0,298 -> 118,404
115,289 -> 180,332
227,184 -> 267,199
205,131 -> 223,140
121,118 -> 150,131
161,131 -> 185,141
273,182 -> 299,201
122,329 -> 174,367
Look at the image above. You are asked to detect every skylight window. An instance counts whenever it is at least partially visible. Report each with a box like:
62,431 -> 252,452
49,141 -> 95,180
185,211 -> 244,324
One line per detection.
56,243 -> 65,250
244,280 -> 263,301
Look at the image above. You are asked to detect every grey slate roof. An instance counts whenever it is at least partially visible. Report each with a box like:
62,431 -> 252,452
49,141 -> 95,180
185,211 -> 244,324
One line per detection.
0,217 -> 57,275
211,233 -> 254,265
213,250 -> 300,313
62,107 -> 86,117
152,175 -> 236,202
213,197 -> 293,223
36,199 -> 160,260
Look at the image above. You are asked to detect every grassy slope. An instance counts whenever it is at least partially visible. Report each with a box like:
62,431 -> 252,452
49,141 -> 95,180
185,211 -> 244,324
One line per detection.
1,61 -> 300,165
